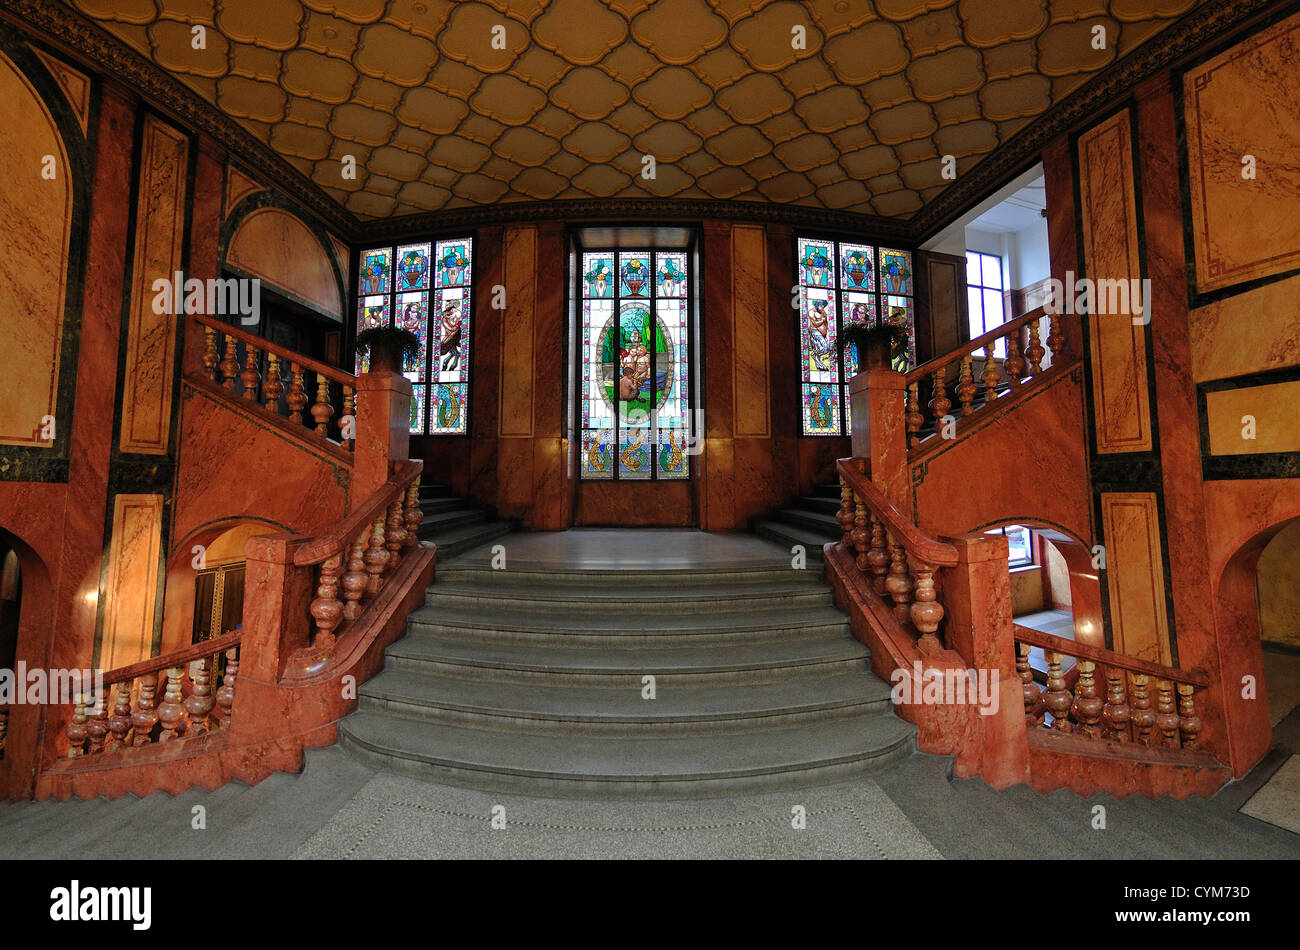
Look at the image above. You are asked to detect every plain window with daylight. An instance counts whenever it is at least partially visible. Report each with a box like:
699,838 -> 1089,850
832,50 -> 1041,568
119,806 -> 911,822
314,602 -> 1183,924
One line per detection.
966,250 -> 1007,356
986,524 -> 1035,569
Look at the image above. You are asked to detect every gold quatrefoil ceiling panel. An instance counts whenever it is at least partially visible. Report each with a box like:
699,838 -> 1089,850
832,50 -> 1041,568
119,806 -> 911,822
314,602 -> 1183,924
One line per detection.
70,0 -> 1202,219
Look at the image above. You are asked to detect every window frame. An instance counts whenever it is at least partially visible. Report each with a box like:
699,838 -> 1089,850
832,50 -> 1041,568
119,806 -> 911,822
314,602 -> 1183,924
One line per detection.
965,250 -> 1007,351
572,245 -> 695,482
795,235 -> 916,437
353,235 -> 475,437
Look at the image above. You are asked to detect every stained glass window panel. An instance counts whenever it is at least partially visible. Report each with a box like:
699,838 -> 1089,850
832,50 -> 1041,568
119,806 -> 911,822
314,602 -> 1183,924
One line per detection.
409,384 -> 426,434
359,248 -> 391,296
430,383 -> 467,434
798,238 -> 834,288
579,249 -> 691,481
434,241 -> 471,288
395,243 -> 431,292
801,287 -> 837,385
395,291 -> 429,382
840,243 -> 875,293
802,384 -> 840,436
880,248 -> 913,296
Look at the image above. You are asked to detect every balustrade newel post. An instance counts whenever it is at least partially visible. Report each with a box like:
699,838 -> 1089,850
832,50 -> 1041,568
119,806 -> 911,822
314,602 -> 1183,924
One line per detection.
1018,642 -> 1042,727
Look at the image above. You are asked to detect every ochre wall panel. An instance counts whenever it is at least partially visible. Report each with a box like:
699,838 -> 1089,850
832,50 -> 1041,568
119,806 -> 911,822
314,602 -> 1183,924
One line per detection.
1184,11 -> 1300,292
1189,272 -> 1300,382
119,115 -> 188,455
1100,492 -> 1171,666
1206,380 -> 1300,455
1077,110 -> 1152,454
225,207 -> 342,319
499,225 -> 536,439
732,224 -> 770,438
0,50 -> 73,447
101,493 -> 164,671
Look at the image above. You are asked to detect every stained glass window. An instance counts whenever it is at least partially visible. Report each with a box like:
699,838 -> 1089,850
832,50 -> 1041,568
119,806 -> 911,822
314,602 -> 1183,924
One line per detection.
579,249 -> 691,480
797,237 -> 916,436
355,237 -> 472,435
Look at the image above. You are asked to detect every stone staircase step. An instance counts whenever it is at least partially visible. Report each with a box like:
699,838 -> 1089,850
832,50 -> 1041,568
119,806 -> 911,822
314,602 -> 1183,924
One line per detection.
771,507 -> 841,535
419,507 -> 488,533
752,519 -> 834,558
417,484 -> 455,500
385,630 -> 869,687
359,669 -> 894,736
433,563 -> 827,588
338,710 -> 915,798
794,495 -> 842,515
406,601 -> 850,646
420,519 -> 516,560
423,579 -> 834,613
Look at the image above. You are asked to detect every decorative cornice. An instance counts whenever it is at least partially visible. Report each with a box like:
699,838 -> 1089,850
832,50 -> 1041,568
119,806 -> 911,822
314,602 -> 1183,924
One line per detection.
908,0 -> 1290,241
356,196 -> 914,244
0,0 -> 357,239
1,0 -> 1291,248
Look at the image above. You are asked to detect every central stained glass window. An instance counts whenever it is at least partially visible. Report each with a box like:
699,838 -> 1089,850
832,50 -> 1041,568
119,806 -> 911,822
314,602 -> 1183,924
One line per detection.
579,249 -> 690,480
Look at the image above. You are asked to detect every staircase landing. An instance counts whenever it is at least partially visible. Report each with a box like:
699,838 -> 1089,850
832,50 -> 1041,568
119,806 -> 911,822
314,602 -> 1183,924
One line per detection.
339,529 -> 914,798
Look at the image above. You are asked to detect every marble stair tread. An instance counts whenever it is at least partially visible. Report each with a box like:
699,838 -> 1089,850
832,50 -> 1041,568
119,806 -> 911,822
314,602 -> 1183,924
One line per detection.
419,508 -> 488,530
1045,788 -> 1187,860
339,710 -> 915,783
433,564 -> 827,586
752,519 -> 837,554
387,630 -> 867,675
794,495 -> 843,514
772,507 -> 842,530
423,582 -> 831,613
360,669 -> 893,724
406,601 -> 849,636
419,519 -> 515,558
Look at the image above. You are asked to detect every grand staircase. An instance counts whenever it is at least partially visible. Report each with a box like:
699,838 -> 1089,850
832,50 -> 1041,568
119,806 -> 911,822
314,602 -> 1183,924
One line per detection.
338,533 -> 914,797
413,482 -> 516,558
751,482 -> 843,560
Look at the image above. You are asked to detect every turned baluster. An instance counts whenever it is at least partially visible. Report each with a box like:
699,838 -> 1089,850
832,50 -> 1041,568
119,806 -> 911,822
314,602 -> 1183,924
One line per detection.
1101,667 -> 1132,742
1155,680 -> 1180,748
867,513 -> 890,597
1070,660 -> 1104,738
87,691 -> 108,754
1043,651 -> 1073,732
905,382 -> 922,448
219,338 -> 239,391
1024,317 -> 1045,375
908,558 -> 943,653
404,482 -> 422,549
1046,310 -> 1065,363
928,366 -> 951,430
385,498 -> 407,570
202,325 -> 219,382
240,346 -> 261,400
851,496 -> 870,573
955,355 -> 976,416
311,373 -> 335,437
183,658 -> 215,734
157,667 -> 187,742
1004,329 -> 1025,386
981,343 -> 1000,398
215,648 -> 239,727
286,363 -> 308,424
1018,642 -> 1042,727
264,353 -> 284,412
884,536 -> 913,628
341,385 -> 355,451
364,515 -> 388,597
66,694 -> 89,757
1177,683 -> 1202,750
1129,674 -> 1155,746
341,531 -> 369,622
106,681 -> 132,750
837,479 -> 854,548
132,676 -> 160,746
310,553 -> 344,655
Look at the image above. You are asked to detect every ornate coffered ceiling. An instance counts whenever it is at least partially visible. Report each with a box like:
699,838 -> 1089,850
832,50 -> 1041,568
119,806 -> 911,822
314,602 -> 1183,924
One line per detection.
64,0 -> 1204,225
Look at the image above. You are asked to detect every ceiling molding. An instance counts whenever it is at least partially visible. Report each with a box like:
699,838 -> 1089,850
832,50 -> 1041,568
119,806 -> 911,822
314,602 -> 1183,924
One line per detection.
356,196 -> 913,243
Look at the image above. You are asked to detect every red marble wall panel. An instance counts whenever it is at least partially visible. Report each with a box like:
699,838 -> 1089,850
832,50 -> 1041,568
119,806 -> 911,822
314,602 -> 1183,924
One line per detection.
1077,110 -> 1153,455
171,383 -> 350,550
1042,134 -> 1083,365
119,115 -> 189,455
911,367 -> 1093,547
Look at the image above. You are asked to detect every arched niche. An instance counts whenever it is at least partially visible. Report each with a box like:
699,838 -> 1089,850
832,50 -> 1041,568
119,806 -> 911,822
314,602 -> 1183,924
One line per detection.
224,206 -> 344,320
0,48 -> 73,448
